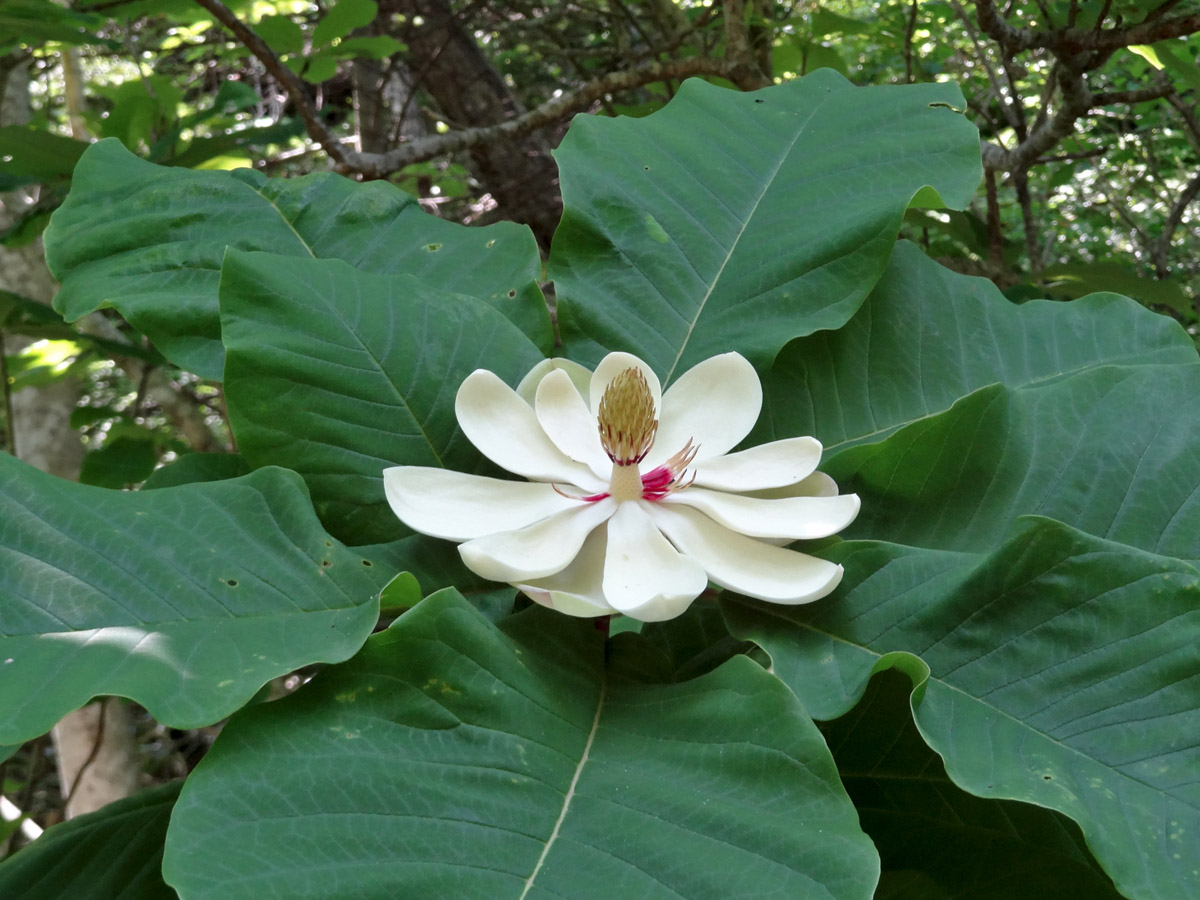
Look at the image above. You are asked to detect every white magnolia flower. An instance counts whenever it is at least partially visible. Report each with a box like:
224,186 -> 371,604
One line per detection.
383,352 -> 859,622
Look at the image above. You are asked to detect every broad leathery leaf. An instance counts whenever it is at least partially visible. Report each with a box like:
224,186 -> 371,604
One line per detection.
725,252 -> 1200,897
0,456 -> 386,744
549,71 -> 981,382
44,139 -> 548,379
219,251 -> 545,545
825,668 -> 1123,899
0,782 -> 180,900
826,366 -> 1200,561
726,516 -> 1200,900
163,589 -> 879,900
754,242 -> 1199,454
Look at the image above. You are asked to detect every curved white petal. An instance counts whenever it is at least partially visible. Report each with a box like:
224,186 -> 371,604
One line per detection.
590,352 -> 662,417
648,352 -> 762,468
649,503 -> 843,604
383,467 -> 580,540
517,528 -> 614,618
455,369 -> 604,490
459,497 -> 615,583
691,436 -> 822,491
601,502 -> 708,622
516,357 -> 593,406
745,471 -> 840,499
535,369 -> 610,480
663,488 -> 860,540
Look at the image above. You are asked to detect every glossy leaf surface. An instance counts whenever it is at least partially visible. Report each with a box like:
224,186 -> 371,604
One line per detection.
164,590 -> 879,900
725,245 -> 1200,900
0,457 -> 384,743
550,71 -> 981,381
44,139 -> 548,378
220,251 -> 545,544
0,782 -> 180,900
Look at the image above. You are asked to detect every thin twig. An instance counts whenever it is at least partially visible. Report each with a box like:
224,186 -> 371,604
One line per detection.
904,0 -> 919,83
343,56 -> 762,177
0,331 -> 14,456
193,0 -> 350,165
63,700 -> 109,812
976,0 -> 1200,53
194,0 -> 762,179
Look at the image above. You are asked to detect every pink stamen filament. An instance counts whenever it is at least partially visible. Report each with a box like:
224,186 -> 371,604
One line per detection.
569,439 -> 698,504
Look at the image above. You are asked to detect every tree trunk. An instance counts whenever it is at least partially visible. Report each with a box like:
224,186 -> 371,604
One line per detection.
382,0 -> 563,249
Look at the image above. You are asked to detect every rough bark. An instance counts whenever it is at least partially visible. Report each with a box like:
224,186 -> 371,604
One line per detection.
51,700 -> 142,820
382,0 -> 564,248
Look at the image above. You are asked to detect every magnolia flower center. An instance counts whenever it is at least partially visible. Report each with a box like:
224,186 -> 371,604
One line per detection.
597,368 -> 657,467
591,367 -> 697,503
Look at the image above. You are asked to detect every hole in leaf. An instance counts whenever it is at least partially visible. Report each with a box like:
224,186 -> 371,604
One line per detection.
225,578 -> 238,587
361,560 -> 373,567
507,289 -> 516,298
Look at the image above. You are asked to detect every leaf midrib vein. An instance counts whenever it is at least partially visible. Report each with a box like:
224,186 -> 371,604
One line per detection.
663,108 -> 818,384
518,670 -> 606,899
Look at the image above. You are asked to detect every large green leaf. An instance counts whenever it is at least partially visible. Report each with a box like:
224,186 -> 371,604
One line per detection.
723,243 -> 1199,899
727,518 -> 1200,900
827,365 -> 1200,560
825,668 -> 1123,899
0,456 -> 385,744
754,241 -> 1199,453
220,251 -> 545,544
163,589 -> 879,899
43,139 -> 549,379
0,781 -> 180,900
549,71 -> 981,382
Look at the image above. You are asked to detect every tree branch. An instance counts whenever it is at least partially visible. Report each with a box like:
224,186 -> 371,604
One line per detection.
341,57 -> 758,177
1092,85 -> 1176,105
976,0 -> 1200,53
981,65 -> 1092,171
195,0 -> 763,180
193,0 -> 349,166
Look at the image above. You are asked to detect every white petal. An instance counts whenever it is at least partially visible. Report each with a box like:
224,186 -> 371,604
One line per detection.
663,488 -> 860,540
601,502 -> 708,622
455,369 -> 604,490
516,357 -> 593,406
648,503 -> 843,604
649,352 -> 762,467
535,369 -> 610,480
517,528 -> 615,618
459,497 -> 615,583
745,471 -> 840,499
590,351 -> 662,416
691,436 -> 822,491
383,467 -> 580,540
